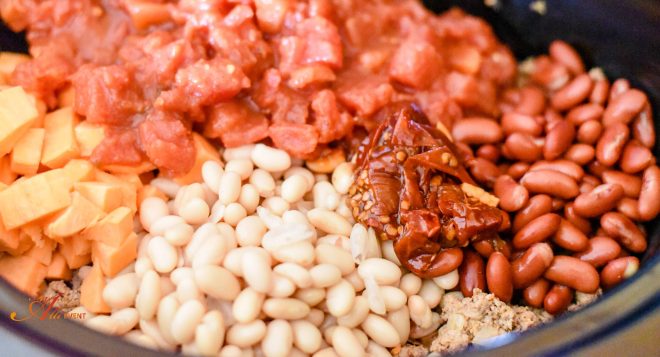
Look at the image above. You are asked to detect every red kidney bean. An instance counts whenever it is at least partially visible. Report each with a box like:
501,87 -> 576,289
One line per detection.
638,165 -> 660,221
573,183 -> 625,217
608,79 -> 630,102
531,56 -> 570,90
504,133 -> 543,162
520,170 -> 579,199
544,284 -> 574,315
544,108 -> 562,125
564,144 -> 595,166
590,79 -> 610,105
469,157 -> 501,187
549,40 -> 585,75
544,120 -> 575,160
567,103 -> 604,125
617,197 -> 641,221
632,103 -> 655,148
588,160 -> 611,178
459,250 -> 486,297
513,213 -> 561,249
553,219 -> 589,252
602,170 -> 642,198
574,236 -> 621,267
551,198 -> 565,211
452,117 -> 504,144
499,211 -> 512,232
600,212 -> 647,253
486,252 -> 514,303
512,243 -> 554,289
513,194 -> 553,233
595,122 -> 629,166
529,160 -> 585,182
544,256 -> 600,293
472,238 -> 512,259
600,256 -> 639,289
494,175 -> 529,212
515,86 -> 546,116
602,89 -> 648,126
576,120 -> 603,145
563,203 -> 592,234
507,162 -> 530,180
619,140 -> 654,174
523,278 -> 551,308
476,144 -> 501,162
582,175 -> 602,186
551,74 -> 593,111
501,112 -> 543,136
422,248 -> 464,279
579,181 -> 596,194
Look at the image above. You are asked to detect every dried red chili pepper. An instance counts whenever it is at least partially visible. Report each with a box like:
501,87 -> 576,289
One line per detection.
350,102 -> 504,278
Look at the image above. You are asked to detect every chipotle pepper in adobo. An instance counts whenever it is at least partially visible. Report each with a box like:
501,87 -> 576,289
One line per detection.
351,103 -> 504,278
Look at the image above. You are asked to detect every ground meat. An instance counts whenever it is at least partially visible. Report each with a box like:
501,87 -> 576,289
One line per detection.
397,344 -> 429,357
42,279 -> 81,312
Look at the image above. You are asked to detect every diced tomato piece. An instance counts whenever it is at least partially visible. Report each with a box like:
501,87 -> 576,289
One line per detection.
204,100 -> 269,147
337,76 -> 393,116
296,17 -> 343,69
389,39 -> 442,89
138,111 -> 195,176
91,129 -> 146,166
311,90 -> 353,143
269,123 -> 319,157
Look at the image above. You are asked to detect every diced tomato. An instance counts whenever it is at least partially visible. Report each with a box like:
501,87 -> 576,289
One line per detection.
296,17 -> 343,69
91,129 -> 146,166
337,76 -> 393,116
269,123 -> 319,158
204,100 -> 269,147
389,39 -> 442,89
311,90 -> 353,143
138,111 -> 195,176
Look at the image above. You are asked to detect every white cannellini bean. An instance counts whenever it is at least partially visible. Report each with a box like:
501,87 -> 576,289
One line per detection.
332,326 -> 365,357
432,269 -> 460,290
194,265 -> 241,300
331,162 -> 354,195
226,320 -> 267,348
202,160 -> 224,194
410,312 -> 442,339
176,278 -> 202,303
150,178 -> 181,198
399,273 -> 423,296
352,329 -> 369,348
157,294 -> 180,344
366,341 -> 391,357
238,184 -> 260,214
164,222 -> 194,246
224,202 -> 247,226
171,299 -> 206,344
380,286 -> 407,311
272,241 -> 316,267
285,167 -> 315,190
262,197 -> 290,216
191,233 -> 228,268
357,258 -> 401,285
236,215 -> 268,247
224,145 -> 255,162
140,318 -> 177,351
140,197 -> 169,231
136,270 -> 161,320
184,223 -> 219,262
252,144 -> 291,172
336,295 -> 369,328
294,287 -> 326,306
242,248 -> 273,293
219,345 -> 249,357
111,308 -> 139,335
180,198 -> 210,225
360,314 -> 400,348
209,201 -> 226,223
86,316 -> 119,335
257,206 -> 284,230
134,257 -> 153,278
262,223 -> 316,252
282,210 -> 311,226
365,228 -> 382,259
363,276 -> 386,315
317,234 -> 351,251
102,273 -> 138,309
170,267 -> 194,285
261,320 -> 293,357
219,171 -> 242,205
313,347 -> 340,357
250,169 -> 276,197
226,159 -> 254,180
195,310 -> 225,356
124,331 -> 159,350
174,183 -> 205,213
313,181 -> 340,211
148,236 -> 178,273
310,264 -> 342,288
380,240 -> 400,266
326,279 -> 355,317
233,287 -> 265,323
217,223 -> 238,250
419,279 -> 444,308
160,277 -> 176,296
387,307 -> 411,344
269,273 -> 296,298
262,298 -> 310,320
349,224 -> 368,263
315,244 -> 355,276
150,215 -> 186,236
307,208 -> 352,236
408,295 -> 433,329
344,270 -> 365,292
223,247 -> 248,277
281,174 -> 309,203
307,309 -> 325,327
291,319 -> 322,354
273,263 -> 312,289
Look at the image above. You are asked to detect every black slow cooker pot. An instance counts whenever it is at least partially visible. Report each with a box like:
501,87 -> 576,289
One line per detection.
1,0 -> 658,356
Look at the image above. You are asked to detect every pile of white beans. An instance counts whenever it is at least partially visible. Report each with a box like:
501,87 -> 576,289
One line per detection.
73,143 -> 461,357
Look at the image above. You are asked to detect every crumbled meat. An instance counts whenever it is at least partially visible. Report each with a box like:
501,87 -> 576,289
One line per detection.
568,289 -> 602,312
397,344 -> 429,357
42,278 -> 82,312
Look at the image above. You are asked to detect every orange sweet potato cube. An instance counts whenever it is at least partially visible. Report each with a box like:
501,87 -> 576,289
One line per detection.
59,242 -> 92,270
63,159 -> 96,183
0,86 -> 39,156
174,133 -> 220,185
10,128 -> 44,175
80,264 -> 111,314
137,185 -> 168,206
0,255 -> 47,296
92,232 -> 137,277
70,234 -> 92,256
46,252 -> 72,280
83,206 -> 133,247
74,121 -> 104,157
0,155 -> 17,185
74,182 -> 123,213
41,107 -> 80,169
25,238 -> 56,266
43,191 -> 104,239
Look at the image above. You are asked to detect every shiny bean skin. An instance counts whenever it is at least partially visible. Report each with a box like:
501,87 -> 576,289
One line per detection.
472,238 -> 512,259
573,183 -> 625,217
520,170 -> 579,199
544,285 -> 573,315
600,212 -> 647,253
590,79 -> 610,105
511,243 -> 554,289
632,104 -> 655,148
553,219 -> 589,252
513,194 -> 553,233
549,40 -> 585,74
486,252 -> 513,302
564,144 -> 595,166
515,86 -> 546,116
544,120 -> 575,160
544,256 -> 600,293
602,89 -> 647,127
529,160 -> 584,182
452,118 -> 504,145
602,170 -> 642,198
476,144 -> 501,162
609,79 -> 630,102
551,74 -> 593,111
638,165 -> 660,221
459,250 -> 485,298
469,158 -> 501,187
576,120 -> 603,145
507,162 -> 530,180
574,237 -> 621,267
504,133 -> 543,162
563,203 -> 592,234
595,123 -> 629,166
600,257 -> 640,289
620,140 -> 654,174
617,198 -> 641,220
567,103 -> 603,125
494,175 -> 529,212
501,112 -> 543,136
522,279 -> 550,308
513,213 -> 561,249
